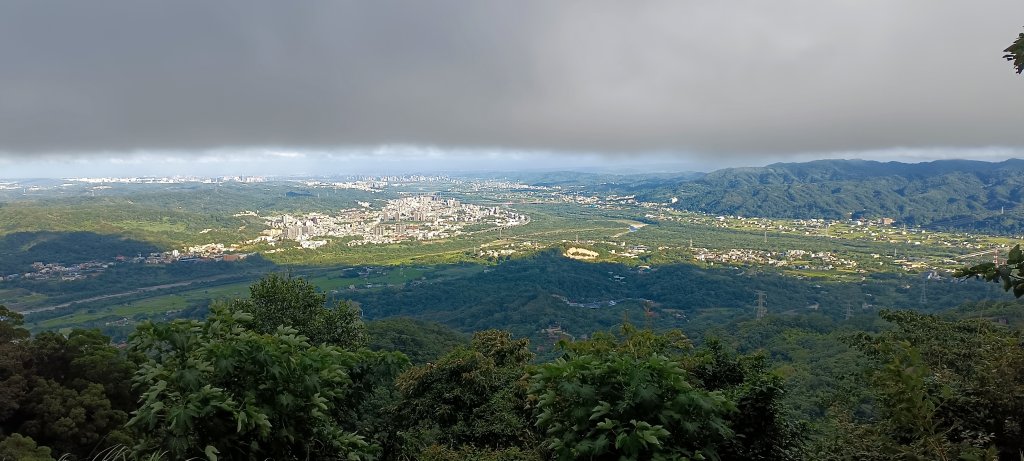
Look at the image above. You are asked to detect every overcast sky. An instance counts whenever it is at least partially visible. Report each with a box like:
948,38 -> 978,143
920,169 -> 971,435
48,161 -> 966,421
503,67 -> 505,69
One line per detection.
1,1 -> 1022,177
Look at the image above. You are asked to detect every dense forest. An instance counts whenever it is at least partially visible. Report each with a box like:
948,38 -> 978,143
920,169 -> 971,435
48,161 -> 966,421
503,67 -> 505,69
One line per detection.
2,269 -> 1022,460
345,251 -> 1004,345
19,249 -> 1006,346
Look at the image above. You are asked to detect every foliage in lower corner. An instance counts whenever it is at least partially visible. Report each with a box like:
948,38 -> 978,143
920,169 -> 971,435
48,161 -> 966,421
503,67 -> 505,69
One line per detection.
417,444 -> 544,461
393,330 -> 539,459
687,339 -> 807,460
126,306 -> 375,460
828,310 -> 1024,459
530,326 -> 734,460
0,433 -> 54,461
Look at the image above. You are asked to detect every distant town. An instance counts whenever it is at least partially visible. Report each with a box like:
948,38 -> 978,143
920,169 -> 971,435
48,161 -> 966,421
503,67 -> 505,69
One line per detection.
253,194 -> 529,249
1,176 -> 1014,286
1,246 -> 251,283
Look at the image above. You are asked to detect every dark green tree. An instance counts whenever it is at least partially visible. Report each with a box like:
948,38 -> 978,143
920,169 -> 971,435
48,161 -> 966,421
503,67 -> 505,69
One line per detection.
0,305 -> 29,343
416,444 -> 540,461
29,330 -> 136,412
0,306 -> 29,425
687,339 -> 806,460
128,306 -> 374,461
367,317 -> 467,365
834,310 -> 1024,459
16,378 -> 130,459
0,434 -> 54,461
329,346 -> 410,461
1,307 -> 134,460
227,275 -> 410,458
224,273 -> 367,348
530,326 -> 735,461
395,330 -> 540,459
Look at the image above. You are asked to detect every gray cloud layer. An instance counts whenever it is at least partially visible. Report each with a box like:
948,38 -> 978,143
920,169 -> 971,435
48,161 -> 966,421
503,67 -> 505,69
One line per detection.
1,1 -> 1023,157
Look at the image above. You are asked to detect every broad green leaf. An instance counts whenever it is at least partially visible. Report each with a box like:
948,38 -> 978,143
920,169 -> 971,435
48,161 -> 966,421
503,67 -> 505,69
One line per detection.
1009,244 -> 1023,265
204,445 -> 219,461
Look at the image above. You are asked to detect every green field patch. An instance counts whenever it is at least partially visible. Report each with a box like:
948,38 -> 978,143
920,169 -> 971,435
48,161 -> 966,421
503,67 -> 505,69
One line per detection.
0,287 -> 48,307
0,287 -> 32,299
30,262 -> 493,330
35,281 -> 254,329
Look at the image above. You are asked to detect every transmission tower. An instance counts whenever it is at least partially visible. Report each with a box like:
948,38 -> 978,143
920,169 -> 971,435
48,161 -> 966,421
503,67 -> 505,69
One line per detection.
754,290 -> 768,319
920,282 -> 928,305
845,303 -> 853,320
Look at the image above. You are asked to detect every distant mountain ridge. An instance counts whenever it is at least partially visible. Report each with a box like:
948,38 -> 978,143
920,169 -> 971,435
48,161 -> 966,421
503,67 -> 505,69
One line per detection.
705,158 -> 1024,183
634,158 -> 1024,234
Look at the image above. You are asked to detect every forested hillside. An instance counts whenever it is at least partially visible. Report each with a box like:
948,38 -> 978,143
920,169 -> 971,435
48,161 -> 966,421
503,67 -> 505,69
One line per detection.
632,159 -> 1024,233
345,251 -> 1004,347
2,273 -> 1022,460
0,232 -> 159,274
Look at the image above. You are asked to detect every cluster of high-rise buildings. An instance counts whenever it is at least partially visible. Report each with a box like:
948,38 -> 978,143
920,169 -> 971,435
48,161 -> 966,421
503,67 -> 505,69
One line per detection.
379,195 -> 506,223
259,195 -> 528,248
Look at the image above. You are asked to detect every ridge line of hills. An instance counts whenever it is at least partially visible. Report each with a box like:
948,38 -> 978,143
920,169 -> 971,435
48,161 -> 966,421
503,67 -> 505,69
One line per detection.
537,158 -> 1024,234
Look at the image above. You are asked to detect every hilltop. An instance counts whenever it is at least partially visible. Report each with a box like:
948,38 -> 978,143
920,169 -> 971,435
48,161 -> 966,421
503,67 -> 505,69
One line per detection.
628,158 -> 1024,233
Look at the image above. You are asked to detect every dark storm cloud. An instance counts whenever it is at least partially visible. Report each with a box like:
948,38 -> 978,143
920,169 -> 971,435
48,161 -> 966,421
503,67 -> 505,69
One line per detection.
1,0 -> 1022,157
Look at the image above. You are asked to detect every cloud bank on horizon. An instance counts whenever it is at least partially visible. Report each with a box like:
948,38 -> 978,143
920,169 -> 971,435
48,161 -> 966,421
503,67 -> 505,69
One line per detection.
1,0 -> 1022,169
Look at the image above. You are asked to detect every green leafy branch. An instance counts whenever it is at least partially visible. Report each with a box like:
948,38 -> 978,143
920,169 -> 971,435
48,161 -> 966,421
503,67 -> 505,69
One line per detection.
955,244 -> 1024,298
1006,28 -> 1024,74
